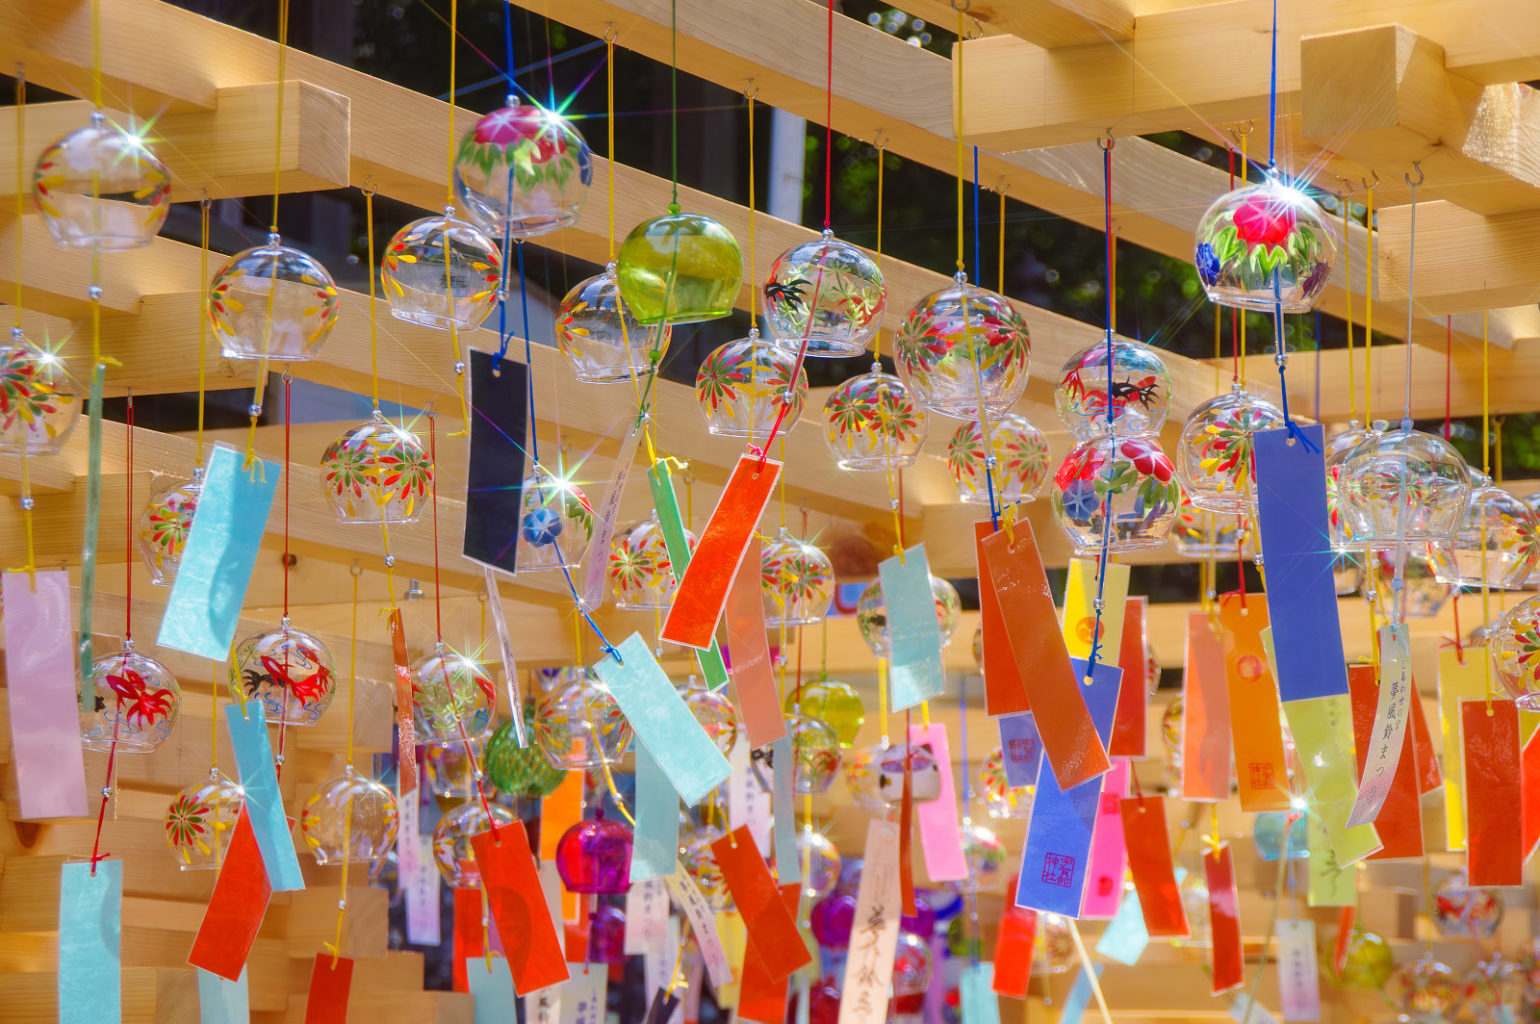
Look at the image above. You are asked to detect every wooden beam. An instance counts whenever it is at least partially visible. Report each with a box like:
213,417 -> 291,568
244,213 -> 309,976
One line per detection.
907,0 -> 1136,48
1377,199 -> 1540,313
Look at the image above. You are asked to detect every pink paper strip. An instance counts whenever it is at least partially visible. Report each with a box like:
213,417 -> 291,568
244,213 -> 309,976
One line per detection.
1080,760 -> 1130,919
908,723 -> 967,882
725,538 -> 786,749
3,570 -> 87,819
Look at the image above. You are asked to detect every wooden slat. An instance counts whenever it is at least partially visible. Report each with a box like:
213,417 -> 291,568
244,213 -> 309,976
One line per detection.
1377,198 -> 1540,313
0,967 -> 198,1024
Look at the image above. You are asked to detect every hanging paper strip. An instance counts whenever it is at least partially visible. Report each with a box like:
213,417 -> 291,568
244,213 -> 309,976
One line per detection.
224,702 -> 305,892
1282,693 -> 1381,864
303,954 -> 354,1024
582,420 -> 645,610
712,827 -> 811,981
452,887 -> 482,993
1057,965 -> 1104,1024
463,349 -> 529,574
1095,883 -> 1149,965
1061,557 -> 1129,664
76,362 -> 104,707
594,634 -> 731,806
387,609 -> 418,796
1462,699 -> 1523,886
1346,625 -> 1413,827
725,538 -> 787,748
1524,729 -> 1540,861
541,767 -> 584,862
998,712 -> 1042,788
632,740 -> 681,881
728,740 -> 771,853
975,523 -> 1028,716
1253,426 -> 1349,702
560,965 -> 607,1024
3,570 -> 87,819
197,968 -> 250,1024
158,445 -> 279,659
1218,594 -> 1290,811
1230,995 -> 1283,1024
188,811 -> 273,981
466,956 -> 519,1024
1438,648 -> 1488,850
1347,664 -> 1423,860
59,860 -> 120,1024
908,722 -> 968,881
882,544 -> 946,711
1305,810 -> 1356,908
959,962 -> 1001,1024
1081,759 -> 1130,919
991,908 -> 1036,996
770,733 -> 800,885
981,524 -> 1109,789
645,989 -> 683,1024
646,461 -> 727,688
1015,658 -> 1122,916
661,454 -> 782,650
1181,611 -> 1231,802
1204,844 -> 1244,995
1275,920 -> 1321,1023
624,877 -> 670,956
399,794 -> 441,945
838,819 -> 902,1024
1118,795 -> 1188,937
665,866 -> 733,989
1409,678 -> 1442,795
483,568 -> 527,746
738,885 -> 799,1024
1110,596 -> 1149,757
471,821 -> 569,994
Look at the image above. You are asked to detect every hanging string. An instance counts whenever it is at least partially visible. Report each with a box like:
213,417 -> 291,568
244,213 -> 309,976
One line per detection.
1342,192 -> 1356,421
196,194 -> 211,467
124,395 -> 134,638
270,0 -> 290,230
1363,182 -> 1375,424
872,135 -> 906,554
954,8 -> 967,275
669,0 -> 679,209
1390,168 -> 1421,625
329,563 -> 363,966
996,185 -> 1007,294
1265,0 -> 1279,168
972,148 -> 982,284
1085,134 -> 1117,675
12,67 -> 36,581
1481,306 -> 1493,708
606,29 -> 618,262
446,0 -> 458,209
823,0 -> 834,230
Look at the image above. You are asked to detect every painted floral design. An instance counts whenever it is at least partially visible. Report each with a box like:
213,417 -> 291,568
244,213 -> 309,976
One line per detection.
456,104 -> 591,191
321,417 -> 433,521
165,791 -> 214,860
894,294 -> 1030,386
1195,183 -> 1334,305
946,417 -> 1050,502
824,375 -> 923,454
695,338 -> 804,423
209,254 -> 341,352
32,126 -> 170,229
232,628 -> 336,725
1053,437 -> 1179,534
761,532 -> 834,626
0,345 -> 76,443
1188,403 -> 1273,493
380,218 -> 501,306
106,668 -> 177,729
1057,351 -> 1163,422
413,649 -> 497,741
139,484 -> 199,575
608,520 -> 682,609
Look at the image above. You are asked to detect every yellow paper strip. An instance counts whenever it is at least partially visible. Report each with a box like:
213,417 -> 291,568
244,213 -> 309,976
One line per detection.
1282,693 -> 1382,865
1061,558 -> 1130,665
1437,648 -> 1489,851
1306,810 -> 1357,906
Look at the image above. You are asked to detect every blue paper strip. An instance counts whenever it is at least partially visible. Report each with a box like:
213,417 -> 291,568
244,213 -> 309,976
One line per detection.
59,860 -> 121,1024
631,741 -> 681,881
997,712 -> 1042,788
197,967 -> 250,1024
771,734 -> 800,885
959,962 -> 1000,1024
1095,886 -> 1149,965
594,634 -> 731,806
1015,658 -> 1121,916
158,445 -> 279,659
1254,426 -> 1349,701
1058,965 -> 1105,1024
466,957 -> 519,1024
225,702 -> 305,892
881,544 -> 945,712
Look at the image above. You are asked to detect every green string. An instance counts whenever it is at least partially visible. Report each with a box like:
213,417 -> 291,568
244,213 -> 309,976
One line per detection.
670,0 -> 679,211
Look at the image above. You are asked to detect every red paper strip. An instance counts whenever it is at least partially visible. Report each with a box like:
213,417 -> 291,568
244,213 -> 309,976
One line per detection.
1348,664 -> 1423,860
453,886 -> 484,993
303,953 -> 354,1024
725,537 -> 786,748
566,898 -> 590,963
1181,612 -> 1231,802
991,907 -> 1037,997
1110,596 -> 1148,757
1408,679 -> 1442,795
711,827 -> 810,982
900,748 -> 916,914
471,821 -> 570,994
1218,594 -> 1289,811
975,522 -> 1028,716
1203,844 -> 1244,995
1332,906 -> 1355,977
1462,700 -> 1523,886
388,610 -> 418,796
980,523 -> 1109,789
1119,795 -> 1188,938
188,810 -> 273,981
1523,729 -> 1540,861
738,884 -> 798,1024
662,455 -> 782,650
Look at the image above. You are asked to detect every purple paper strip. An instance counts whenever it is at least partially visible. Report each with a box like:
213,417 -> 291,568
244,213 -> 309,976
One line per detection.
4,570 -> 88,819
997,712 -> 1042,789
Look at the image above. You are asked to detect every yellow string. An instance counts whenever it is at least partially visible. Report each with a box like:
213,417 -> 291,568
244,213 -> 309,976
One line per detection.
1342,199 -> 1355,421
877,659 -> 890,742
874,140 -> 885,363
1238,135 -> 1247,359
270,0 -> 289,231
748,89 -> 758,324
997,188 -> 1006,294
1482,309 -> 1493,709
210,663 -> 218,770
446,0 -> 457,208
196,197 -> 210,466
607,33 -> 617,262
870,141 -> 906,557
1363,184 -> 1374,423
443,0 -> 471,441
331,567 -> 361,964
12,68 -> 22,328
90,0 -> 102,110
954,9 -> 966,273
362,187 -> 400,601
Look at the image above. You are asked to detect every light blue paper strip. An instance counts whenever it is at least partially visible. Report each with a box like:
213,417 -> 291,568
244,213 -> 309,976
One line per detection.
158,446 -> 279,659
1058,965 -> 1105,1024
997,712 -> 1042,788
197,967 -> 250,1024
594,634 -> 731,807
881,544 -> 945,712
959,962 -> 1000,1024
59,860 -> 121,1024
771,734 -> 800,885
467,957 -> 520,1024
225,702 -> 305,892
1096,886 -> 1149,965
631,741 -> 681,881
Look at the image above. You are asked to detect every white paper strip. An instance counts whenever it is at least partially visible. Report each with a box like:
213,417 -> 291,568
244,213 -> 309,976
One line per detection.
837,819 -> 902,1024
1276,920 -> 1321,1022
626,877 -> 670,956
667,867 -> 733,989
1346,624 -> 1412,827
728,741 -> 771,854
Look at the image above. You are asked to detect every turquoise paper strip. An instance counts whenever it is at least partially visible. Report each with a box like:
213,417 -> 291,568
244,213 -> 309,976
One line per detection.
880,545 -> 944,711
646,464 -> 729,689
1095,887 -> 1149,965
1058,965 -> 1104,1024
225,702 -> 305,892
771,734 -> 800,885
959,962 -> 1000,1024
594,634 -> 731,806
466,957 -> 519,1024
158,445 -> 279,659
59,859 -> 120,1024
631,741 -> 681,881
76,363 -> 105,710
197,967 -> 249,1024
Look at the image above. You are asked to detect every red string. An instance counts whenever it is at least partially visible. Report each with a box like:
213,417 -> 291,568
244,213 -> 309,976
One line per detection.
824,0 -> 833,230
1451,590 -> 1464,663
88,724 -> 120,874
124,394 -> 134,641
429,412 -> 443,642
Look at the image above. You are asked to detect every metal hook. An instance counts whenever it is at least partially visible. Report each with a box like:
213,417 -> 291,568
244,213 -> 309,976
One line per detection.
199,186 -> 212,210
872,128 -> 889,151
1335,175 -> 1355,198
743,79 -> 759,102
1404,161 -> 1424,188
360,175 -> 377,198
601,22 -> 619,44
1097,128 -> 1115,151
1361,170 -> 1380,190
349,559 -> 363,578
962,16 -> 985,39
950,0 -> 972,11
993,175 -> 1010,196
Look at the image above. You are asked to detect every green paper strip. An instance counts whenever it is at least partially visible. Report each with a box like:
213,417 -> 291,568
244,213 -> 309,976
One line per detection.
76,363 -> 105,712
646,462 -> 728,689
1282,693 -> 1381,865
1306,810 -> 1357,907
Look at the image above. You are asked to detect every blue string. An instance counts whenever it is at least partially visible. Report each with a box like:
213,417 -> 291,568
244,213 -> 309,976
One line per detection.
1272,270 -> 1317,451
1267,0 -> 1278,169
1086,140 -> 1115,676
504,1 -> 517,88
440,42 -> 604,103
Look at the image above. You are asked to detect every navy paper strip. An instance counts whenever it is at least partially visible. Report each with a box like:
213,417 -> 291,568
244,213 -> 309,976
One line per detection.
463,349 -> 530,575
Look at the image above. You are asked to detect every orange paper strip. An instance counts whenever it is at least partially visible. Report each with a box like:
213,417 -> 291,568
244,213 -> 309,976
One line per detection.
472,821 -> 570,994
1348,665 -> 1423,860
388,610 -> 418,796
1119,795 -> 1188,938
738,884 -> 798,1024
991,907 -> 1037,997
540,770 -> 584,922
712,827 -> 811,982
1181,612 -> 1231,802
303,954 -> 354,1024
188,810 -> 273,981
976,522 -> 1029,716
662,455 -> 782,650
1523,729 -> 1540,862
980,523 -> 1109,789
453,887 -> 483,993
1110,596 -> 1148,758
725,537 -> 786,749
1203,844 -> 1244,995
1219,594 -> 1290,811
1462,700 -> 1524,887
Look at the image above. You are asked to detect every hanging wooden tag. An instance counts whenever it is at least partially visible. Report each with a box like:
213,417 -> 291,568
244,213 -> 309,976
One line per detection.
1275,920 -> 1321,1022
838,819 -> 902,1024
1218,593 -> 1290,811
1346,625 -> 1413,827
